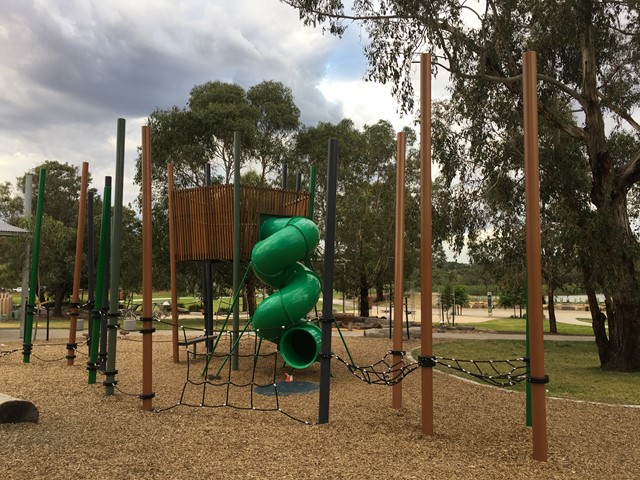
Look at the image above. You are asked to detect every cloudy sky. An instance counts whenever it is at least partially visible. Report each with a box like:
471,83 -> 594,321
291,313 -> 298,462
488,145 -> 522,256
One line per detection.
0,0 -> 447,208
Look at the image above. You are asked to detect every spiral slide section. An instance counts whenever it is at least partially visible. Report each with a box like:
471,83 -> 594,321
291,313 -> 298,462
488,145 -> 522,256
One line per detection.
251,216 -> 322,369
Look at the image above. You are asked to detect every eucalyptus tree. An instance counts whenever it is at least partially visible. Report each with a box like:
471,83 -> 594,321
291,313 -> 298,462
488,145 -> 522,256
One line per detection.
136,80 -> 300,291
284,0 -> 640,371
293,119 -> 420,317
247,81 -> 301,184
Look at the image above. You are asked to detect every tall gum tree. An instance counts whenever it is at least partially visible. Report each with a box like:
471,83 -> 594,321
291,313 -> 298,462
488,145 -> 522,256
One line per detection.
283,0 -> 640,371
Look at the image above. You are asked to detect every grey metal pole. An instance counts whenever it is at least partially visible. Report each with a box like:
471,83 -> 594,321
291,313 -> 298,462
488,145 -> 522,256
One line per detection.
232,131 -> 241,370
19,174 -> 33,338
204,164 -> 214,353
319,138 -> 338,424
105,118 -> 126,396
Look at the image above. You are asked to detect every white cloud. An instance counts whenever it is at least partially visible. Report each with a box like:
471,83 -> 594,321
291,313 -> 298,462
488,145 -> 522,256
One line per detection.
0,0 -> 438,208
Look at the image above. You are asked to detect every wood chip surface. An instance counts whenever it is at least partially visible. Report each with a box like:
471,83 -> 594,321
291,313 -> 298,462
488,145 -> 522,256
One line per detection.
1,335 -> 638,479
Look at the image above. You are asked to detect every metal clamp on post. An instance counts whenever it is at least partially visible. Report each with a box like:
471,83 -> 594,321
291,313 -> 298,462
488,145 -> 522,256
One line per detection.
527,374 -> 550,384
102,380 -> 118,388
389,350 -> 405,356
86,362 -> 98,372
319,316 -> 335,324
138,392 -> 156,400
139,316 -> 155,334
418,355 -> 437,367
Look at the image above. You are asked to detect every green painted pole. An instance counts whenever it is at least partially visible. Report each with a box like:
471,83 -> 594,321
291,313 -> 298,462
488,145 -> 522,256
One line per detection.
88,177 -> 112,384
232,131 -> 241,371
22,169 -> 46,363
307,166 -> 316,221
105,119 -> 126,395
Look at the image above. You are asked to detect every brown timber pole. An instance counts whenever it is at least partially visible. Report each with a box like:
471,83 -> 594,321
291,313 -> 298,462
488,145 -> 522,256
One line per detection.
67,162 -> 89,366
168,163 -> 179,363
523,50 -> 548,461
392,130 -> 406,409
141,126 -> 155,410
419,53 -> 435,435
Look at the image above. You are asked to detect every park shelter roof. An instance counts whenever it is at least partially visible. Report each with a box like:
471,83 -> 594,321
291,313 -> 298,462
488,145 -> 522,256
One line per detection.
0,219 -> 27,237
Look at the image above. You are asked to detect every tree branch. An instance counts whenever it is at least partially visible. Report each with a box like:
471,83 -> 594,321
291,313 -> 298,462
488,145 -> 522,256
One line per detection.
620,149 -> 640,190
597,92 -> 640,133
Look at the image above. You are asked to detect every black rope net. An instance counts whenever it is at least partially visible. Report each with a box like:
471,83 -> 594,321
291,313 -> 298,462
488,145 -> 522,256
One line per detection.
153,324 -> 315,424
332,350 -> 419,386
333,350 -> 529,388
435,356 -> 529,387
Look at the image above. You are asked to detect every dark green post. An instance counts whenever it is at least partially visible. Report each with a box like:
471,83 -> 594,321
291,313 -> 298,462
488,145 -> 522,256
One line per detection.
307,166 -> 316,221
232,131 -> 241,370
105,119 -> 125,395
22,169 -> 46,363
319,139 -> 338,424
88,177 -> 112,384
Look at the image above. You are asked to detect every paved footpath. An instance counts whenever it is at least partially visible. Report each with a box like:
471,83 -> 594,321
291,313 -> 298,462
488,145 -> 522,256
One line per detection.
1,307 -> 595,343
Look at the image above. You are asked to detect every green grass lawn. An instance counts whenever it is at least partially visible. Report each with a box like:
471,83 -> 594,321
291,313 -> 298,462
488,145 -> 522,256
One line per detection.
416,339 -> 640,406
454,318 -> 594,336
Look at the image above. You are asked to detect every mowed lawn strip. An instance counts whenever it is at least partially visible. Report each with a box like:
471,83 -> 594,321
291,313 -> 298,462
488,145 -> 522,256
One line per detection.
416,339 -> 640,406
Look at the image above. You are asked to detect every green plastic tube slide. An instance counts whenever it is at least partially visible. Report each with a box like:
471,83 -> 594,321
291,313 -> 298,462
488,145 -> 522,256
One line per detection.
251,216 -> 322,369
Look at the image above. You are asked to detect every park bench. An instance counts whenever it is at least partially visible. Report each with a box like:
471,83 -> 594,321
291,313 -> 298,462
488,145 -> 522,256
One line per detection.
178,334 -> 217,357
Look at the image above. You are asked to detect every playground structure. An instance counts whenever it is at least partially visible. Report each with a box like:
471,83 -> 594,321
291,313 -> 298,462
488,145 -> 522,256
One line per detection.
7,51 -> 549,461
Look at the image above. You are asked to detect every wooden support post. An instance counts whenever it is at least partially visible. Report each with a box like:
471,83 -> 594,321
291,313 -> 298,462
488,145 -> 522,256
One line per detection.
420,52 -> 434,435
392,131 -> 406,409
523,50 -> 548,462
168,164 -> 179,363
141,125 -> 154,411
67,162 -> 88,365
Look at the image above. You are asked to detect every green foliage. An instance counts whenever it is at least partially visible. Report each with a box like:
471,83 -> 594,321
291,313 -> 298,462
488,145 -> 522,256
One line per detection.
284,0 -> 640,370
293,119 -> 420,316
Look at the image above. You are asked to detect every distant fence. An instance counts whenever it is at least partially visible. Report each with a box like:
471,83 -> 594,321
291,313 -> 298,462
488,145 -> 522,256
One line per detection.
0,293 -> 15,320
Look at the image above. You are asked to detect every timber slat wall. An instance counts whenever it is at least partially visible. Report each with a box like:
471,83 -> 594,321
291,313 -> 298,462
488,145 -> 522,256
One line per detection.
171,184 -> 309,261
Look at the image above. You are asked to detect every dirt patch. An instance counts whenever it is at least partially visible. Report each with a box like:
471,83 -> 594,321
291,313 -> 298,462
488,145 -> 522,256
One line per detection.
1,335 -> 638,479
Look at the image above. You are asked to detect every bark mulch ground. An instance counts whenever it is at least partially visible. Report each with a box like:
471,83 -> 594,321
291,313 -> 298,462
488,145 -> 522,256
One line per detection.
1,335 -> 638,479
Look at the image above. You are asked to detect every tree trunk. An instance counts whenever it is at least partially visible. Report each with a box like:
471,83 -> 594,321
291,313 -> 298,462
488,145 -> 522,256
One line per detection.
375,284 -> 385,302
53,284 -> 65,316
246,271 -> 257,317
593,198 -> 640,371
580,17 -> 640,371
359,275 -> 370,317
241,284 -> 248,312
547,283 -> 557,334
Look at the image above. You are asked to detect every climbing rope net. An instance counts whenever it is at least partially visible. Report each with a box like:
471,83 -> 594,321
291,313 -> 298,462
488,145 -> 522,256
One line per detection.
333,347 -> 529,388
147,320 -> 314,424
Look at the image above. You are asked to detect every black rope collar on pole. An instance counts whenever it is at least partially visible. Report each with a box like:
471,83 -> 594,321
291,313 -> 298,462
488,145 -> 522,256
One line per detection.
389,350 -> 405,356
319,316 -> 334,324
139,392 -> 156,400
139,327 -> 156,334
527,374 -> 550,384
418,355 -> 437,367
